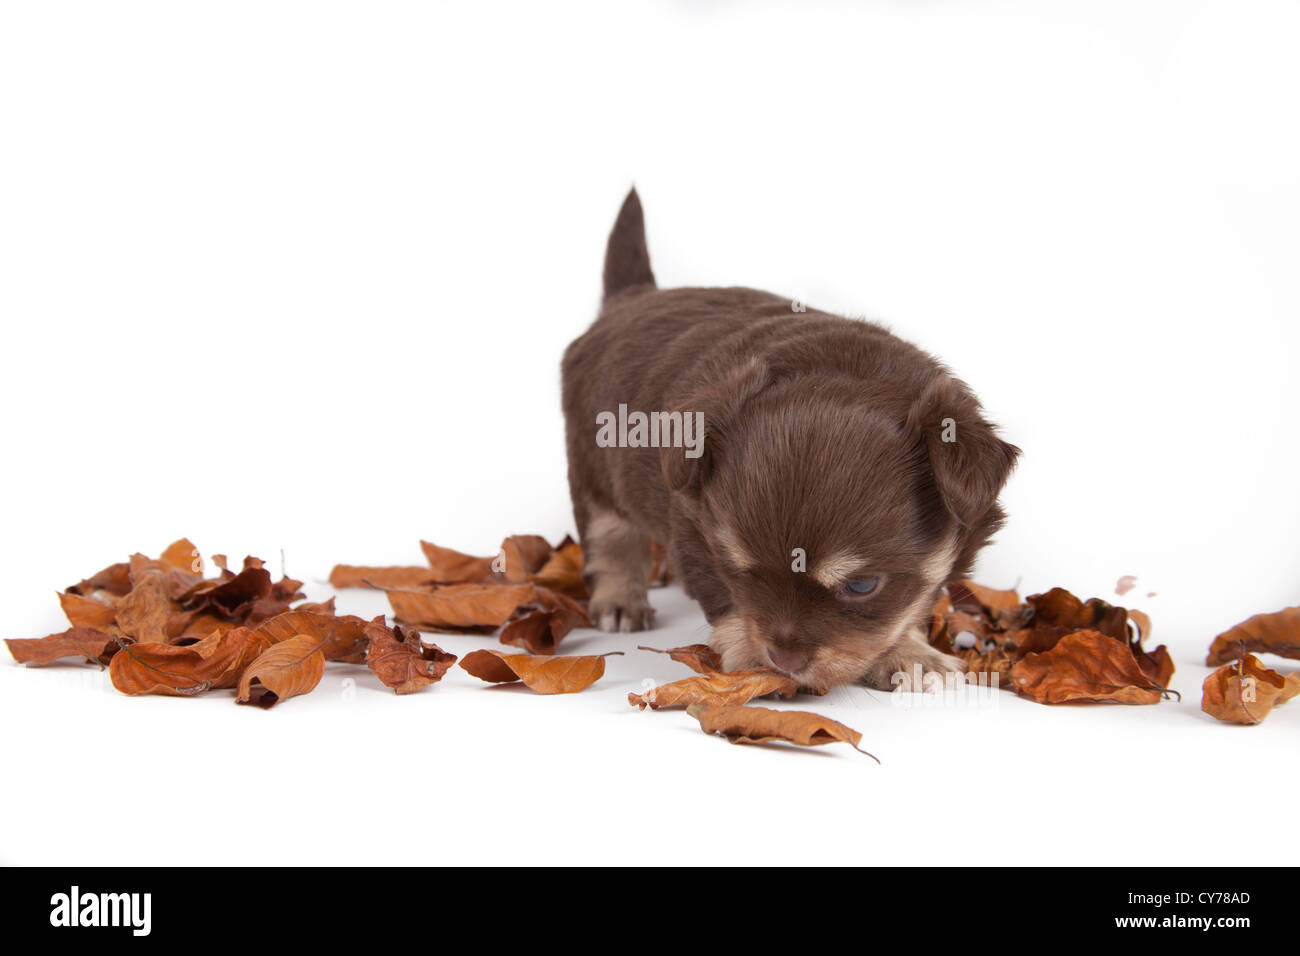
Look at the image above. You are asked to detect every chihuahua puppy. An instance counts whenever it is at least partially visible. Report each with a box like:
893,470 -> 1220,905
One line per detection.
562,190 -> 1019,691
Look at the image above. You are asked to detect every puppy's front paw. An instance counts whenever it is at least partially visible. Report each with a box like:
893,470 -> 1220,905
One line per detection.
862,635 -> 966,691
589,595 -> 655,633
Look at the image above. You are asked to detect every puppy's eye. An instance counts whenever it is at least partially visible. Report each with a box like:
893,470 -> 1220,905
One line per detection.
839,576 -> 882,599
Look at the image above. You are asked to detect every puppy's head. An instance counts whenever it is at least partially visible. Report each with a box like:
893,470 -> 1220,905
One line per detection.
663,362 -> 1018,690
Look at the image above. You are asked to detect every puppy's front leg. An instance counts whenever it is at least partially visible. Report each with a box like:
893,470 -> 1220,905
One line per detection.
580,506 -> 655,632
861,629 -> 967,691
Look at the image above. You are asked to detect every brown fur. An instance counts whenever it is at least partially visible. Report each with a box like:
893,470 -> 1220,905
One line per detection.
562,189 -> 1019,690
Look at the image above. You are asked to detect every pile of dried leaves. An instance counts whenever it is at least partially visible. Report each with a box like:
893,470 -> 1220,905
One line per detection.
330,534 -> 666,655
928,582 -> 1175,705
4,539 -> 459,706
1201,606 -> 1300,725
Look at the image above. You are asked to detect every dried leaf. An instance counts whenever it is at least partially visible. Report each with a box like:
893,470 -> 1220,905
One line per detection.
637,643 -> 723,675
57,591 -> 118,630
459,648 -> 618,694
420,540 -> 496,582
254,609 -> 370,662
528,537 -> 588,600
498,534 -> 553,583
386,583 -> 540,631
629,669 -> 797,710
113,570 -> 173,644
328,565 -> 440,589
6,627 -> 117,666
110,627 -> 270,696
364,617 -> 456,695
236,634 -> 326,708
1206,607 -> 1300,666
1201,654 -> 1300,725
1009,630 -> 1165,704
686,703 -> 876,759
956,580 -> 1021,616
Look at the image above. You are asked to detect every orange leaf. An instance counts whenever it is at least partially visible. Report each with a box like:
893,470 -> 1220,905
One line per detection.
110,627 -> 269,696
113,570 -> 174,644
254,609 -> 369,662
328,565 -> 440,589
1009,630 -> 1165,704
419,541 -> 496,583
1201,653 -> 1300,725
57,591 -> 118,630
387,583 -> 540,631
364,617 -> 456,695
1206,607 -> 1300,666
686,703 -> 876,759
637,643 -> 723,675
629,668 -> 797,710
6,627 -> 117,666
459,648 -> 618,694
236,634 -> 326,708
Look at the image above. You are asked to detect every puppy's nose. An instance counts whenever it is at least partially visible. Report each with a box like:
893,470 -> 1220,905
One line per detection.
767,644 -> 809,675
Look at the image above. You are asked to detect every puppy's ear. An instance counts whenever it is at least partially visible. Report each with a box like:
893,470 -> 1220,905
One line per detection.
907,376 -> 1020,528
661,358 -> 771,493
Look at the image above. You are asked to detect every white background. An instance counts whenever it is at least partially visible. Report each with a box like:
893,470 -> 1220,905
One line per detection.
2,0 -> 1297,866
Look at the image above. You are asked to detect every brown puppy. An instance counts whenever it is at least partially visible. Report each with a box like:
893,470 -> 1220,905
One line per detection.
562,189 -> 1019,691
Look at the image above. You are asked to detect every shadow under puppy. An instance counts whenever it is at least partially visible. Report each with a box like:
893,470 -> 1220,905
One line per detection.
562,190 -> 1019,691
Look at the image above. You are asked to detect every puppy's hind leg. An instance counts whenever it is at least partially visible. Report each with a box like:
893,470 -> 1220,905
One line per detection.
579,506 -> 655,632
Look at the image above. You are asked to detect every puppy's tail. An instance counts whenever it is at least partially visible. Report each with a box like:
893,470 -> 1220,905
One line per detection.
602,187 -> 656,300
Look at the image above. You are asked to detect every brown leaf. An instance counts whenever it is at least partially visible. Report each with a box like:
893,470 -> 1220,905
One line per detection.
387,583 -> 540,631
1206,606 -> 1300,666
419,540 -> 496,582
236,633 -> 326,708
57,591 -> 118,630
498,534 -> 553,583
629,669 -> 797,710
363,617 -> 457,695
956,580 -> 1021,616
253,610 -> 369,662
1201,653 -> 1300,725
158,537 -> 202,574
458,648 -> 618,694
66,561 -> 133,598
686,703 -> 876,759
113,570 -> 174,644
328,565 -> 440,589
109,627 -> 270,696
637,643 -> 723,675
1009,630 -> 1165,704
528,537 -> 588,600
6,627 -> 118,666
1026,587 -> 1096,630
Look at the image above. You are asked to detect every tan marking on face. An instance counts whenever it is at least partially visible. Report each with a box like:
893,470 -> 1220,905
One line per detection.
708,613 -> 764,672
813,550 -> 868,589
710,524 -> 754,572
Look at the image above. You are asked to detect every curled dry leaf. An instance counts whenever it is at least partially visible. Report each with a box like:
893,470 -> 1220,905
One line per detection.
328,565 -> 439,590
459,648 -> 619,695
113,570 -> 173,644
363,617 -> 456,695
419,540 -> 496,583
686,703 -> 877,760
1206,606 -> 1300,667
629,669 -> 797,710
110,627 -> 271,696
57,592 -> 118,630
1201,654 -> 1300,725
1009,630 -> 1167,705
528,536 -> 587,600
387,583 -> 539,631
237,633 -> 326,708
254,609 -> 369,663
637,643 -> 723,675
6,627 -> 118,667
